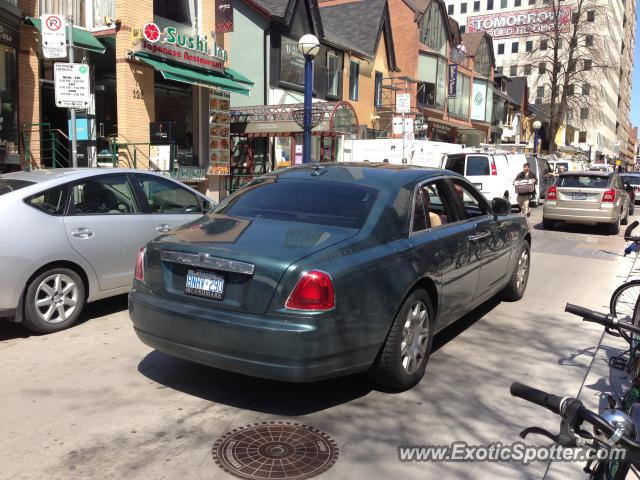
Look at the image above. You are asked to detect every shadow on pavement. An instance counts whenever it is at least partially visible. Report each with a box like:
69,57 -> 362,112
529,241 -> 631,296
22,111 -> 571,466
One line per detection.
531,221 -> 612,236
137,297 -> 499,415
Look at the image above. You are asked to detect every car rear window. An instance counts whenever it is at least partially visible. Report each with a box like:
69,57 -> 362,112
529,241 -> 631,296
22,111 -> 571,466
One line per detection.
622,176 -> 640,186
0,179 -> 34,196
557,175 -> 610,188
217,179 -> 378,229
465,156 -> 490,176
445,155 -> 465,175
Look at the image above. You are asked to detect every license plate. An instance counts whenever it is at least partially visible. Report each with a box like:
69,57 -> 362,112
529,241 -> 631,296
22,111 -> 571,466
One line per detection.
572,192 -> 587,200
185,269 -> 225,300
474,183 -> 482,190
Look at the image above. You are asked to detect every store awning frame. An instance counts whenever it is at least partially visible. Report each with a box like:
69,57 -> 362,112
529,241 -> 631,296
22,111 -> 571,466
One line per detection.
224,67 -> 254,86
134,52 -> 250,96
26,17 -> 106,54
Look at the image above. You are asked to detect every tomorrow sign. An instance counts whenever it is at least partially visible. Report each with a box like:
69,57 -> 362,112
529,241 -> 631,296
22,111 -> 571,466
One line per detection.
467,6 -> 572,39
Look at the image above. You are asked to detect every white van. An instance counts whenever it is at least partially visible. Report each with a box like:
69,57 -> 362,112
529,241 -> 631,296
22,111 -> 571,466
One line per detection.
443,152 -> 516,204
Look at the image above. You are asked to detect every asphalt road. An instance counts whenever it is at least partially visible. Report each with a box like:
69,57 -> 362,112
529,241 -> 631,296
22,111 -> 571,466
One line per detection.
1,206 -> 637,480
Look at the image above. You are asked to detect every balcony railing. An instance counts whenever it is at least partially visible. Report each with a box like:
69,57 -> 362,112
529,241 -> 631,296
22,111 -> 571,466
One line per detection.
41,0 -> 115,30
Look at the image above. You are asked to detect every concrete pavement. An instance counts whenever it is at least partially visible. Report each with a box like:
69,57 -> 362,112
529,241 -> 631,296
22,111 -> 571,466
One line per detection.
0,206 -> 636,480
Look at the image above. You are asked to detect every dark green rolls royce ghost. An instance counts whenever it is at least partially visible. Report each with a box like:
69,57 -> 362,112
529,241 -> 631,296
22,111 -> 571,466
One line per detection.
129,163 -> 531,390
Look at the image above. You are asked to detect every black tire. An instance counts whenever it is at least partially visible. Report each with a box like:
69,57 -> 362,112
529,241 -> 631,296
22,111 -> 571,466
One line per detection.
630,203 -> 635,216
610,280 -> 640,321
500,240 -> 530,302
22,268 -> 86,333
542,217 -> 554,229
621,206 -> 629,225
608,216 -> 621,235
368,289 -> 434,391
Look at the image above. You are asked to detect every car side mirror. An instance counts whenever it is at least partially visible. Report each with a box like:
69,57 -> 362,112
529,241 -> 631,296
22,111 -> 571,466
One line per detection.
202,200 -> 213,212
491,197 -> 511,217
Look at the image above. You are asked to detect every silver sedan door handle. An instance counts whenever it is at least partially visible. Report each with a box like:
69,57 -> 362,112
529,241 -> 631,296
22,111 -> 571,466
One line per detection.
468,231 -> 491,242
155,224 -> 171,233
70,228 -> 94,239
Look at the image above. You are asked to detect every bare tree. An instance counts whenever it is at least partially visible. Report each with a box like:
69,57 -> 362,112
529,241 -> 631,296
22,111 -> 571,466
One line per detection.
522,0 -> 618,152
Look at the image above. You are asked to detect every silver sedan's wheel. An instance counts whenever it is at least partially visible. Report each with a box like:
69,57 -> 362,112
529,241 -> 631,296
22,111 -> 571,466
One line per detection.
401,301 -> 430,375
34,273 -> 80,324
23,268 -> 86,333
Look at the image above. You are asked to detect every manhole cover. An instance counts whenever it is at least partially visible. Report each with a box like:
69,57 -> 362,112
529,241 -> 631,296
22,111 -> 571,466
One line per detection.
212,421 -> 339,479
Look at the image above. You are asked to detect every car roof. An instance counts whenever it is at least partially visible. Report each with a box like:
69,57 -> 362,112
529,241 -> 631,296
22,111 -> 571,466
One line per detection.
265,163 -> 456,189
560,171 -> 613,177
0,168 -> 180,184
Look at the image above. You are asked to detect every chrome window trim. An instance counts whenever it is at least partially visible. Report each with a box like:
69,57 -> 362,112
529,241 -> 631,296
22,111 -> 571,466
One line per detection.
161,251 -> 255,275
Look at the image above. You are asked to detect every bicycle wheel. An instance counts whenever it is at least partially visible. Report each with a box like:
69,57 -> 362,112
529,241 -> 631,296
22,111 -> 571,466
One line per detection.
610,280 -> 640,322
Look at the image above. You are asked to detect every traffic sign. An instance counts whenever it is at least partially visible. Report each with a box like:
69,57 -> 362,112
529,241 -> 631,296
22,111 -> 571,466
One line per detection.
54,63 -> 91,108
396,93 -> 411,114
404,132 -> 414,142
41,14 -> 67,59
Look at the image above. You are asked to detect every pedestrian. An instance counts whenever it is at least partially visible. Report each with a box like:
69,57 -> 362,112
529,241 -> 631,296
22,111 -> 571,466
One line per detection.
558,165 -> 566,174
514,162 -> 538,217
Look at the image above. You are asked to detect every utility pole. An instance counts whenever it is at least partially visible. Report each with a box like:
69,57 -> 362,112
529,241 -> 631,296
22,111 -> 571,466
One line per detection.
68,16 -> 78,168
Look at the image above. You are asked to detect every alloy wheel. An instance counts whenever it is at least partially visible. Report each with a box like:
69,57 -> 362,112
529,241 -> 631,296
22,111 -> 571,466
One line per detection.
516,248 -> 530,293
34,273 -> 80,324
401,300 -> 430,375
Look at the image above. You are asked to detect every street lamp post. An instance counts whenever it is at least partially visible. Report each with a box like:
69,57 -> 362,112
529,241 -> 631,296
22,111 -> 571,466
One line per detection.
297,34 -> 320,164
533,120 -> 542,155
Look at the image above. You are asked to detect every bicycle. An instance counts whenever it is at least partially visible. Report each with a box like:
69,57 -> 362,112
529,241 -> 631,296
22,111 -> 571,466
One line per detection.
609,221 -> 640,322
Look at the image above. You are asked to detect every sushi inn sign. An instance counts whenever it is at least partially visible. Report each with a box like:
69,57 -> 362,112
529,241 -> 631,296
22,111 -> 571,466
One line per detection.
132,22 -> 228,73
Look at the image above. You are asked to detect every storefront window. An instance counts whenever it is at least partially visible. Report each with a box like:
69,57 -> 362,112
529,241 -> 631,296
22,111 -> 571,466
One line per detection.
0,44 -> 18,172
420,3 -> 448,56
471,79 -> 488,122
417,54 -> 447,110
154,0 -> 194,26
447,72 -> 470,120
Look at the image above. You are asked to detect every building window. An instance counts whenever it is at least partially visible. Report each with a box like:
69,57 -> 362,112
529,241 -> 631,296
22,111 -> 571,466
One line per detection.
474,0 -> 480,11
511,42 -> 518,53
585,34 -> 594,46
448,4 -> 454,14
525,40 -> 533,52
528,0 -> 535,4
280,36 -> 307,87
580,108 -> 589,119
0,44 -> 18,171
154,0 -> 193,25
587,10 -> 595,22
474,39 -> 493,77
584,59 -> 592,70
497,43 -> 505,55
487,0 -> 494,9
557,38 -> 562,49
374,71 -> 383,107
583,83 -> 591,95
515,0 -> 521,6
447,72 -> 471,119
567,84 -> 575,95
572,12 -> 579,23
460,25 -> 466,33
461,3 -> 467,13
327,52 -> 340,96
579,131 -> 587,143
349,61 -> 359,101
540,39 -> 548,50
501,0 -> 507,7
538,62 -> 546,74
535,97 -> 542,105
537,86 -> 544,98
417,54 -> 447,109
420,2 -> 448,55
524,64 -> 531,75
496,66 -> 504,74
510,65 -> 518,76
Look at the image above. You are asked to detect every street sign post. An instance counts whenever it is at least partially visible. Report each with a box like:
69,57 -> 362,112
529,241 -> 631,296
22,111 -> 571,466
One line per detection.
41,14 -> 67,59
54,63 -> 91,108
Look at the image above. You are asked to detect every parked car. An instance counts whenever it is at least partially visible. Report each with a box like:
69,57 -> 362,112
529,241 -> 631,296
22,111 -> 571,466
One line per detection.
129,163 -> 531,390
620,173 -> 640,208
543,172 -> 632,234
550,160 -> 587,173
0,168 -> 214,333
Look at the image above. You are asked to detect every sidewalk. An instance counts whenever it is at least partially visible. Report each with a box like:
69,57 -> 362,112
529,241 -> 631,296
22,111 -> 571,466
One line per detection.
545,253 -> 640,479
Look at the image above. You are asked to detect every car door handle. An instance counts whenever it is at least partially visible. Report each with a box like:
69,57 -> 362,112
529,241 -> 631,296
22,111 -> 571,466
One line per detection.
70,228 -> 94,239
468,231 -> 491,242
155,224 -> 171,233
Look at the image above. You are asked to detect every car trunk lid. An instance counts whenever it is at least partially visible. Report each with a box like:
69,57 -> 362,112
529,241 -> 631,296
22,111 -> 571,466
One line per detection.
555,175 -> 611,209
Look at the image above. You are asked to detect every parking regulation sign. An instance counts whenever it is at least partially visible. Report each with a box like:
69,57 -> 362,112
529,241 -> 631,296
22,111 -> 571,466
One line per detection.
41,14 -> 67,59
54,63 -> 91,108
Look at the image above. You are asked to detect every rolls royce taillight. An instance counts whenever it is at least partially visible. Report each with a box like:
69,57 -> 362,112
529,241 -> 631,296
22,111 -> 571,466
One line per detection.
285,270 -> 335,311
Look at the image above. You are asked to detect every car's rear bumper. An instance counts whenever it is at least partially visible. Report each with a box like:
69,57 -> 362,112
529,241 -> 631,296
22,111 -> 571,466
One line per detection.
543,204 -> 618,223
0,308 -> 16,319
128,290 -> 377,382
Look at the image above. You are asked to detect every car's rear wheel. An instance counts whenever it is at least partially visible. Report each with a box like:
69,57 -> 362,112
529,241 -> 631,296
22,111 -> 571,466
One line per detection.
369,290 -> 434,391
500,240 -> 530,301
608,216 -> 621,235
23,268 -> 85,333
622,206 -> 629,225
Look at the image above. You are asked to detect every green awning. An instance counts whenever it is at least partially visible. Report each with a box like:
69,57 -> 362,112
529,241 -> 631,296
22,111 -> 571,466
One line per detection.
224,67 -> 254,86
26,17 -> 106,54
134,52 -> 250,96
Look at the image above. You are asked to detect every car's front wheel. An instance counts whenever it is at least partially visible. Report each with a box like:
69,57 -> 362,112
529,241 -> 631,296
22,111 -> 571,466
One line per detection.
23,268 -> 86,333
369,290 -> 434,391
500,240 -> 530,301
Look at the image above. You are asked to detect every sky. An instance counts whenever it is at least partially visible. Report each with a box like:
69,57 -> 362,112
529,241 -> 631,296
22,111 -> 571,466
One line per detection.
632,0 -> 640,129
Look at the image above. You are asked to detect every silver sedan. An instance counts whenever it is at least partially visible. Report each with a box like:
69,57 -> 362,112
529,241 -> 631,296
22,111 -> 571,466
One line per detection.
0,168 -> 214,333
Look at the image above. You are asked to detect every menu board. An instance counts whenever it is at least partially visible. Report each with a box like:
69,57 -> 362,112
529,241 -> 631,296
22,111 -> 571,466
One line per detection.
209,90 -> 231,176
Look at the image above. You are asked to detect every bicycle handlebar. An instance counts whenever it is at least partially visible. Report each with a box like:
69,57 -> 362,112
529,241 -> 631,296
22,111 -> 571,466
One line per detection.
510,382 -> 564,415
565,303 -> 640,336
625,220 -> 640,242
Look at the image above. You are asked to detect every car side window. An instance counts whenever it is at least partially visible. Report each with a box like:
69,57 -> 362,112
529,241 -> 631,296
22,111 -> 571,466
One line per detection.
136,175 -> 201,214
420,181 -> 455,228
68,175 -> 137,215
445,155 -> 465,175
451,179 -> 491,219
25,184 -> 68,215
412,187 -> 427,232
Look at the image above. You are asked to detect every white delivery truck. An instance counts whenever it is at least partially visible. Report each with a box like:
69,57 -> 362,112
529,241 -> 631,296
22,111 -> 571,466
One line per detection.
340,138 -> 463,167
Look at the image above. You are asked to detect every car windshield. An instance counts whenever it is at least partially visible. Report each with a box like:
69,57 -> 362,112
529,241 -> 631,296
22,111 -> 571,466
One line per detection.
621,176 -> 640,186
215,179 -> 379,229
557,175 -> 610,188
0,179 -> 34,196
